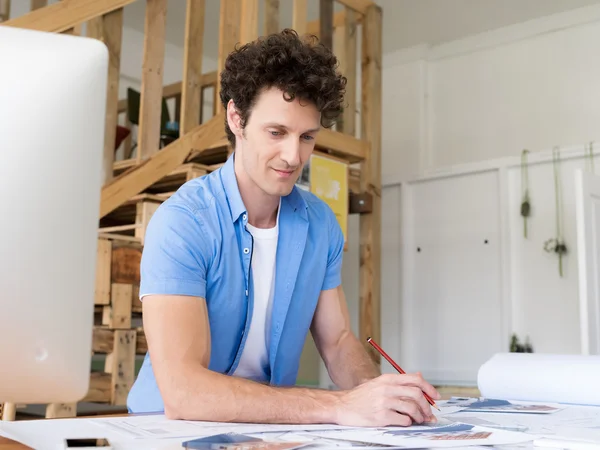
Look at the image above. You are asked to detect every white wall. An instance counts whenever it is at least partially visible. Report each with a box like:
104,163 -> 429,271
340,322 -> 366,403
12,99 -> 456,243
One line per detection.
384,3 -> 600,179
382,4 -> 600,385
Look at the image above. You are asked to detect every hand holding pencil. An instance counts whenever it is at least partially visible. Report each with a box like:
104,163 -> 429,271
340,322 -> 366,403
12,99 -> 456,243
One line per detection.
367,337 -> 441,412
333,338 -> 441,427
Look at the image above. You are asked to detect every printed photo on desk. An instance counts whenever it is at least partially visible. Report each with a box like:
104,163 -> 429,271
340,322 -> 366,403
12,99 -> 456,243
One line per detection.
445,397 -> 563,414
306,420 -> 534,448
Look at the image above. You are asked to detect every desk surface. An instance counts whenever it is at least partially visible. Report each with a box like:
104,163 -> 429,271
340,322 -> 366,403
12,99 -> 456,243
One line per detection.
0,436 -> 29,449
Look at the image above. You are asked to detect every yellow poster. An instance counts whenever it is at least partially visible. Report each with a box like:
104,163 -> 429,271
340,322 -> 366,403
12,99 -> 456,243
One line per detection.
309,154 -> 348,243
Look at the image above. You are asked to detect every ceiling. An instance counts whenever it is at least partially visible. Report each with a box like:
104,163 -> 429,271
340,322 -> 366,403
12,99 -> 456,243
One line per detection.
122,0 -> 600,60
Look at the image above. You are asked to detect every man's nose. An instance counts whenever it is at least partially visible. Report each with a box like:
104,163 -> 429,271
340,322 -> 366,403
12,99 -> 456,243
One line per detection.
280,136 -> 301,167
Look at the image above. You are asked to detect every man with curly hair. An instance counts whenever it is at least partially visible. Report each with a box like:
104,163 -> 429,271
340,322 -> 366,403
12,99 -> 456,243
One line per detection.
127,29 -> 440,426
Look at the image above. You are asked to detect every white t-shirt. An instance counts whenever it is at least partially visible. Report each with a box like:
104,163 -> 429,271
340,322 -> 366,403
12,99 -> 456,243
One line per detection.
232,206 -> 280,382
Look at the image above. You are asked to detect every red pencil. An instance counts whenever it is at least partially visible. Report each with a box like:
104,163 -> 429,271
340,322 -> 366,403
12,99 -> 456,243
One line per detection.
367,337 -> 440,411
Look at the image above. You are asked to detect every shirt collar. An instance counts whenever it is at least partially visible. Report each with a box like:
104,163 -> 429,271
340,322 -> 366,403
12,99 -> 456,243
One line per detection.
219,152 -> 308,223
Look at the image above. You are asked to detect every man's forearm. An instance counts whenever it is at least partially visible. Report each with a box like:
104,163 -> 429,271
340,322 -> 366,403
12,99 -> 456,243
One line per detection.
162,362 -> 342,423
322,332 -> 380,390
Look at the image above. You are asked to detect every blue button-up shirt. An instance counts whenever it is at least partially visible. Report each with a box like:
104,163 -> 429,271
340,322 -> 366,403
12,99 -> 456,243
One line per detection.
127,153 -> 345,413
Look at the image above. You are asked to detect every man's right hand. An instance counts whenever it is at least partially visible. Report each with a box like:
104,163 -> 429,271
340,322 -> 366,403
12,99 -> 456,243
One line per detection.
333,373 -> 441,427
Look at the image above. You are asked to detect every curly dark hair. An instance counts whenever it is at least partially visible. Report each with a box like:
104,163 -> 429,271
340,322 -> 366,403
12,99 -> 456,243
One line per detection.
219,29 -> 347,147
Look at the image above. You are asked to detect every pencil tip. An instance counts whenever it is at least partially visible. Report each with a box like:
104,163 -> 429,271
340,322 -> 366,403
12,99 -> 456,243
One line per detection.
366,336 -> 371,341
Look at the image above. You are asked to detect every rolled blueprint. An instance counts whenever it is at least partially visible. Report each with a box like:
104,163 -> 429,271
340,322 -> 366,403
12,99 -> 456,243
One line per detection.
477,352 -> 600,406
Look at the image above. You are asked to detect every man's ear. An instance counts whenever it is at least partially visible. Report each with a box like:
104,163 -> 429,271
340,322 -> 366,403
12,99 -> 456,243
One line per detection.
226,100 -> 243,137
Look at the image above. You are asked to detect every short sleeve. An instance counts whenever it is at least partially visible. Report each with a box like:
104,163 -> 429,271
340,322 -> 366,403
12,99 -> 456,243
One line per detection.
139,201 -> 210,300
321,207 -> 345,291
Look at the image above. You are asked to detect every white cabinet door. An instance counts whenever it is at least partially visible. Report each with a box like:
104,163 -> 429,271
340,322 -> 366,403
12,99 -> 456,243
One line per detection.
574,169 -> 600,355
401,170 -> 505,385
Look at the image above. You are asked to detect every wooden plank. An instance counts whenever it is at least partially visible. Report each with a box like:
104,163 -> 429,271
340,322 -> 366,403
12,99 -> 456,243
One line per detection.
239,0 -> 258,44
97,233 -> 142,244
335,7 -> 357,134
216,0 -> 241,115
45,403 -> 76,419
319,0 -> 333,50
135,201 -> 160,245
86,15 -> 102,40
0,0 -> 11,23
0,403 -> 15,421
359,4 -> 382,363
106,283 -> 132,329
136,0 -> 167,162
132,285 -> 142,313
334,0 -> 373,15
95,8 -> 123,184
315,128 -> 367,162
111,246 -> 142,285
93,327 -> 115,353
95,239 -> 112,306
83,372 -> 111,403
264,0 -> 279,35
102,9 -> 123,183
109,330 -> 136,405
292,0 -> 306,35
181,0 -> 205,135
100,112 -> 225,218
93,326 -> 147,354
306,10 -> 348,37
2,0 -> 135,33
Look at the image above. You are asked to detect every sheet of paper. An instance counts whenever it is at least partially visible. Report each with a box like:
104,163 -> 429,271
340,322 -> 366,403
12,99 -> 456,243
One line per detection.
477,353 -> 600,406
446,404 -> 600,443
0,417 -> 161,450
91,414 -> 354,440
443,397 -> 564,414
306,422 -> 535,448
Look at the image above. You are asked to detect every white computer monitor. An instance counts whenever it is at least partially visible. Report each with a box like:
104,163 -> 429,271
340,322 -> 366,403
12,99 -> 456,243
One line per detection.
0,26 -> 108,404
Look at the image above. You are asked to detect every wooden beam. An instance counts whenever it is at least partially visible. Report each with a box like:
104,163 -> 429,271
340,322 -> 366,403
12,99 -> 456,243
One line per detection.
319,0 -> 333,50
217,0 -> 241,115
316,128 -> 367,162
337,7 -> 357,135
306,10 -> 350,36
181,0 -> 205,135
264,0 -> 279,35
334,0 -> 373,15
100,112 -> 225,218
136,0 -> 167,162
2,0 -> 135,33
292,0 -> 306,35
359,4 -> 382,364
109,329 -> 136,405
0,0 -> 11,22
240,0 -> 258,44
88,8 -> 123,184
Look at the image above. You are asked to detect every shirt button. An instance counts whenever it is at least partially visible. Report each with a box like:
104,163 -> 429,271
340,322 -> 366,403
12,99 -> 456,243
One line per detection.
243,248 -> 249,254
243,214 -> 247,221
245,290 -> 249,296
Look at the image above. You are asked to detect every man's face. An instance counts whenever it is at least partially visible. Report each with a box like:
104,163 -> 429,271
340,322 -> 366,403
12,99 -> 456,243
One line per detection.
228,87 -> 321,197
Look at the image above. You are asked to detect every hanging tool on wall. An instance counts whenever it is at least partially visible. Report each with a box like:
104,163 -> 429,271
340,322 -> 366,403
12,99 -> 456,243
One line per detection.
543,146 -> 567,277
520,149 -> 531,238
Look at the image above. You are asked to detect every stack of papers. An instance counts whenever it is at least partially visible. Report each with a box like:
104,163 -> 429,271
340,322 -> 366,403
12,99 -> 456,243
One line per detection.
1,398 -> 600,450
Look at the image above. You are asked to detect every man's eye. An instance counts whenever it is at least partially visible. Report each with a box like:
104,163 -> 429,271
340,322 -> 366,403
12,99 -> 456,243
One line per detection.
301,135 -> 314,141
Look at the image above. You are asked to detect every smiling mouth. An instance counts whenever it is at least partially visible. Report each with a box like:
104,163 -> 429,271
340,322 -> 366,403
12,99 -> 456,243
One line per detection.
273,168 -> 295,177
